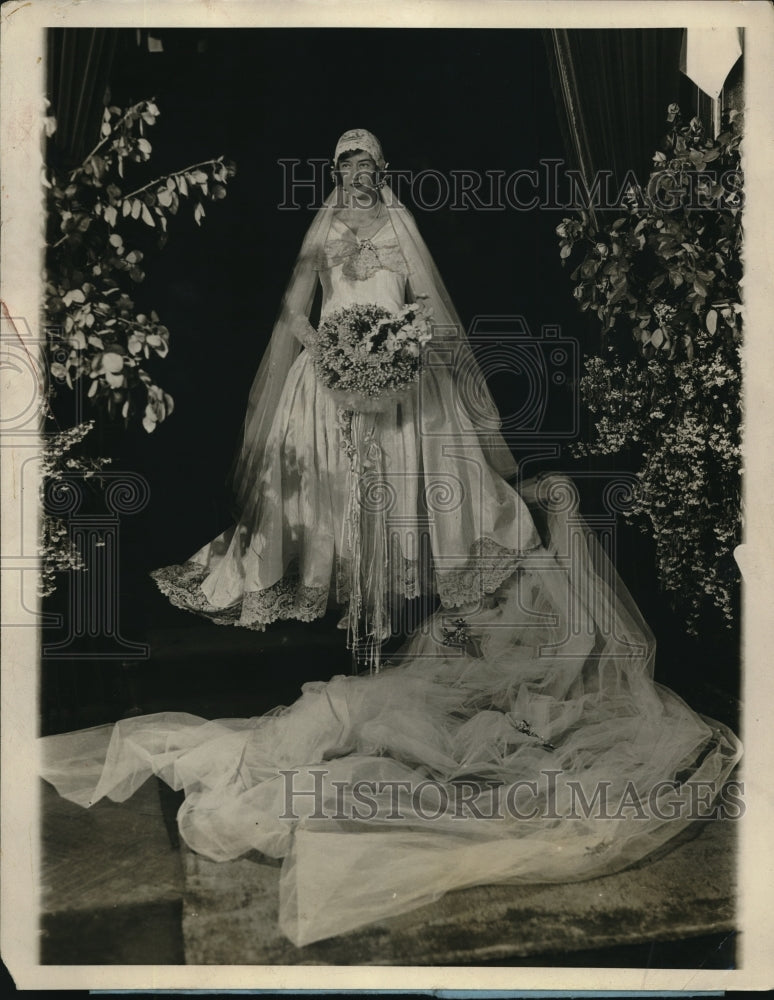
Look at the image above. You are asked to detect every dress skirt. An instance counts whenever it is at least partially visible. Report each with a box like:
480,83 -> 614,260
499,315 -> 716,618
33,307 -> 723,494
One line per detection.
151,349 -> 543,631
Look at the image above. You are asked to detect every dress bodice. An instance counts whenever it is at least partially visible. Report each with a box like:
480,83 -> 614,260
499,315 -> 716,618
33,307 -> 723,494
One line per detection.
316,215 -> 409,319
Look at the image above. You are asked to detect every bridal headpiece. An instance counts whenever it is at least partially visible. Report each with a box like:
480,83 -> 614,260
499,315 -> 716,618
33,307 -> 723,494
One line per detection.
333,128 -> 386,169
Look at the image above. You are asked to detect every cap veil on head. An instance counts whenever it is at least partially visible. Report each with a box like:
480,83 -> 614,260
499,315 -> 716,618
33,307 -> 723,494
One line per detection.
333,128 -> 386,169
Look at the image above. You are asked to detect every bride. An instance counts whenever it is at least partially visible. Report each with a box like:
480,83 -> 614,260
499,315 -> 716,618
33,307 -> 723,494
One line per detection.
39,129 -> 743,950
149,127 -> 540,657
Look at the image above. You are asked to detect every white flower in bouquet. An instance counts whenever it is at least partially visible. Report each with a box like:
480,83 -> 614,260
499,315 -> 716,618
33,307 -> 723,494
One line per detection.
307,299 -> 433,413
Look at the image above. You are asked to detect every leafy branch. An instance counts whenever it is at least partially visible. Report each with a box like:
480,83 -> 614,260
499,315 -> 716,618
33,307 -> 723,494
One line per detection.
42,97 -> 236,594
45,97 -> 236,430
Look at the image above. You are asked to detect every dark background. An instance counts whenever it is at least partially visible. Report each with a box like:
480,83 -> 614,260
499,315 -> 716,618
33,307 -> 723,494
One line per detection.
41,28 -> 740,733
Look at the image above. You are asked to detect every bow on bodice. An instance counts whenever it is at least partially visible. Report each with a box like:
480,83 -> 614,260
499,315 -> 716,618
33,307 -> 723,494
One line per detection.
313,222 -> 409,282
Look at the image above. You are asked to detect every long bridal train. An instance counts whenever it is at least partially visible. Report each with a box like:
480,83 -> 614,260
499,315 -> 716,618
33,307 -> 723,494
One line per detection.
39,472 -> 742,948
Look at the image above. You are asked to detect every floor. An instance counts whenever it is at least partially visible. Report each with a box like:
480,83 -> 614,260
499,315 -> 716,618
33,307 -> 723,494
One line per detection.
39,773 -> 739,967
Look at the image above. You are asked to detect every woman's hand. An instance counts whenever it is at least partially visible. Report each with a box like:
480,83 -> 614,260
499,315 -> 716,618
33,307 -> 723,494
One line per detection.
288,310 -> 316,346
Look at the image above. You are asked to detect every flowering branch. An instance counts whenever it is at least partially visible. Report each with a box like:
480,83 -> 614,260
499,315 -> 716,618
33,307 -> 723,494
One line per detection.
557,104 -> 743,633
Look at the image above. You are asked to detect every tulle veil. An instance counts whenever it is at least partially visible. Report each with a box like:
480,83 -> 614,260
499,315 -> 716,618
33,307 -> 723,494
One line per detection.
38,470 -> 742,947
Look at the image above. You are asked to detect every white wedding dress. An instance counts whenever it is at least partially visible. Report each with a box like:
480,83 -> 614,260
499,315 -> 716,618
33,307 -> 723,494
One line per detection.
149,211 -> 540,631
39,208 -> 743,949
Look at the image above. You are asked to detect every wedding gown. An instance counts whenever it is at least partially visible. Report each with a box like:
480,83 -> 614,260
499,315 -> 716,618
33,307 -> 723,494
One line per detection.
149,211 -> 540,633
38,207 -> 743,950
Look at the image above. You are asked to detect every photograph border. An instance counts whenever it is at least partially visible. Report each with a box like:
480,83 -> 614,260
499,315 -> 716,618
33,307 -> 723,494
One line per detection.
2,0 -> 773,991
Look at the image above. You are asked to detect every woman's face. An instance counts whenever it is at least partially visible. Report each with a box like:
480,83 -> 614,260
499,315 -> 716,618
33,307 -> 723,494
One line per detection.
337,151 -> 378,196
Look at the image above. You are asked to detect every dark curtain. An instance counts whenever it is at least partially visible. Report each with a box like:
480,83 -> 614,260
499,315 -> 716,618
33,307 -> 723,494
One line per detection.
542,28 -> 685,223
47,28 -> 119,167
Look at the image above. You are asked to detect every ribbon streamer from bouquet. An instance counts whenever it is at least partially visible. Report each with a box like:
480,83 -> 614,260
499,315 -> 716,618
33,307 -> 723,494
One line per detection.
338,406 -> 389,674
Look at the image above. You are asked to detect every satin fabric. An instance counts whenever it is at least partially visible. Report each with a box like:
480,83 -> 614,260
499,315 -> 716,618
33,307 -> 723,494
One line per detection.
150,214 -> 540,628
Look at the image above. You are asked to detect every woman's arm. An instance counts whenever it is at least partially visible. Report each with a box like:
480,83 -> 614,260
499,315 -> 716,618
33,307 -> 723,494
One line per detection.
289,276 -> 323,346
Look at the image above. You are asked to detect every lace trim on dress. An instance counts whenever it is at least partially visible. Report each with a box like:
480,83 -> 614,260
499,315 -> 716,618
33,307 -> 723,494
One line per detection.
334,552 -> 424,605
241,569 -> 329,628
434,536 -> 526,609
150,537 -> 526,630
150,562 -> 243,626
150,561 -> 328,632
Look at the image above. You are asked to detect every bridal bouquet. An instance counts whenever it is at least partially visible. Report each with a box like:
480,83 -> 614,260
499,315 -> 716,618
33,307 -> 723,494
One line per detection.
307,300 -> 433,413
